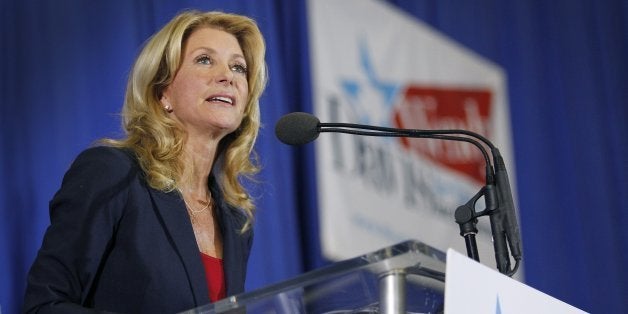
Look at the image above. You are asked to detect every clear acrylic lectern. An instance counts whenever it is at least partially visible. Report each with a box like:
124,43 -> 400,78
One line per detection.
180,240 -> 447,314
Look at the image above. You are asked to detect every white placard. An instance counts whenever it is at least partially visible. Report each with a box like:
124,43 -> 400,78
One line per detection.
445,249 -> 587,314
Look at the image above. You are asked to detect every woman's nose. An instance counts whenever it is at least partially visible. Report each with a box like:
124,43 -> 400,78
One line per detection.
214,63 -> 234,85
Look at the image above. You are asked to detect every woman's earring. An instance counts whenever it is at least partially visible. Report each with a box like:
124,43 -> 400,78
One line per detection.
163,104 -> 173,113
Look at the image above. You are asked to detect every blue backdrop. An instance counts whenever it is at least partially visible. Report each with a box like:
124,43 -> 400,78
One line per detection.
1,1 -> 626,313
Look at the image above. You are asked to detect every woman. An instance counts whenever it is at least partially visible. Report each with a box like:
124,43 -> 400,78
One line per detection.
23,10 -> 267,313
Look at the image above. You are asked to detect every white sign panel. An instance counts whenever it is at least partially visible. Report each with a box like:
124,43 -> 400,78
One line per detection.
445,249 -> 587,313
307,0 -> 516,272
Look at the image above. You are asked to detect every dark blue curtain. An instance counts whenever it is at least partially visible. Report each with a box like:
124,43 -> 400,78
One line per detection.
1,1 -> 626,313
387,1 -> 628,312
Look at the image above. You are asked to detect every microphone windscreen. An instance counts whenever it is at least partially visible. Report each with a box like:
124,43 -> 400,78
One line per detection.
275,112 -> 320,145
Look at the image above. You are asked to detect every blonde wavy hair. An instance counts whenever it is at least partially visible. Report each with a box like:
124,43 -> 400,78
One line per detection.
104,10 -> 267,229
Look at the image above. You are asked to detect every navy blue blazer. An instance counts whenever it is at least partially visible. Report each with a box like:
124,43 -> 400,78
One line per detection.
24,146 -> 253,313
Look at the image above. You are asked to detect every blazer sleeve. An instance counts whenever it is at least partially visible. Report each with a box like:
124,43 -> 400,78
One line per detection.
23,146 -> 137,314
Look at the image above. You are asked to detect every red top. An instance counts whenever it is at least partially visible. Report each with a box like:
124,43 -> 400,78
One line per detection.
200,252 -> 226,302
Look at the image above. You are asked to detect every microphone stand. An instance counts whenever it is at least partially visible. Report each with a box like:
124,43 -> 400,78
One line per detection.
317,122 -> 521,276
454,185 -> 497,262
275,112 -> 522,276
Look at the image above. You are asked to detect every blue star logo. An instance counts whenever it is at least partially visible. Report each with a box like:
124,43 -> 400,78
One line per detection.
338,38 -> 401,127
495,294 -> 502,314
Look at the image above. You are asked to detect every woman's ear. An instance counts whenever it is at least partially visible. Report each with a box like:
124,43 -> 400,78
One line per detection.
160,95 -> 173,113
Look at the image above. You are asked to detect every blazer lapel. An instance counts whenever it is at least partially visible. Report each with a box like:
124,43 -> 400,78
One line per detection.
210,178 -> 250,296
147,188 -> 210,306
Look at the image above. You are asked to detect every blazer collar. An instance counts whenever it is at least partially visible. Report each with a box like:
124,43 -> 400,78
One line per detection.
146,176 -> 249,304
209,176 -> 250,296
147,187 -> 210,306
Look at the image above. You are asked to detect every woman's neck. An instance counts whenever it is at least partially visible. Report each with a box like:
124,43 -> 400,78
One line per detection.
178,137 -> 220,195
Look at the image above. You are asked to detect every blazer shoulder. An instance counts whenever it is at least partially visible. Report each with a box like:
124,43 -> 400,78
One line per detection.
74,145 -> 138,172
59,146 -> 141,190
76,145 -> 137,167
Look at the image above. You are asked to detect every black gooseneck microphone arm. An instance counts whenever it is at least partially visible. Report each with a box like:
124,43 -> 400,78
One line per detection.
318,122 -> 520,275
319,123 -> 496,267
319,123 -> 495,185
276,113 -> 522,276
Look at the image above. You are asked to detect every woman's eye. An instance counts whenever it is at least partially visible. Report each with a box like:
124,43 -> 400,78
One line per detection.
195,55 -> 212,65
231,63 -> 248,74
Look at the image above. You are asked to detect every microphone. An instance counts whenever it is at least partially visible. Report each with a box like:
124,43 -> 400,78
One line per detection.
275,112 -> 320,145
275,112 -> 522,275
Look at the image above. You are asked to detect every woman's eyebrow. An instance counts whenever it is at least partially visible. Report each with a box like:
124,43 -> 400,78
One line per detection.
190,46 -> 245,62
